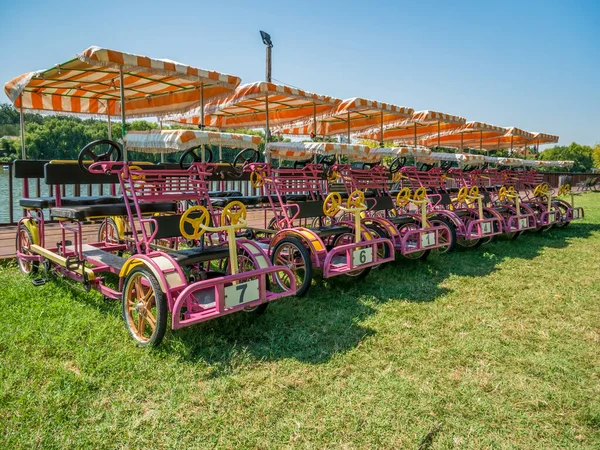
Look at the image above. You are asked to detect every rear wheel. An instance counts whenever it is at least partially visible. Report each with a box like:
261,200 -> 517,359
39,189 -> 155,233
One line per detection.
270,237 -> 313,297
16,225 -> 38,275
365,223 -> 391,269
122,267 -> 168,347
332,232 -> 372,279
397,221 -> 430,260
428,216 -> 456,254
236,249 -> 268,314
98,217 -> 121,244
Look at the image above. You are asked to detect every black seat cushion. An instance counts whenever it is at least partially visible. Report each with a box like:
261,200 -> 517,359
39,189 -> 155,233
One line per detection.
284,194 -> 310,202
210,196 -> 263,207
309,225 -> 353,238
20,195 -> 122,209
50,202 -> 177,221
208,190 -> 242,197
170,245 -> 230,266
389,215 -> 416,226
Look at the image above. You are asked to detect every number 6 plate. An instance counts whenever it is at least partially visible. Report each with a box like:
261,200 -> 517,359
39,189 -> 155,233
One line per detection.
225,279 -> 260,308
352,248 -> 373,266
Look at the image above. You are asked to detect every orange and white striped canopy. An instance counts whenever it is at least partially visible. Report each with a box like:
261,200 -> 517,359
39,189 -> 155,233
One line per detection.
530,132 -> 559,145
498,157 -> 525,166
4,46 -> 241,117
167,81 -> 340,129
475,127 -> 535,150
124,130 -> 261,154
360,110 -> 466,144
277,97 -> 413,137
266,141 -> 375,162
424,121 -> 507,149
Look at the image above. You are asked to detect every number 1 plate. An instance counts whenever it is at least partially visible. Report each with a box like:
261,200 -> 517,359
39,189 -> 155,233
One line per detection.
572,210 -> 579,219
518,218 -> 528,229
421,232 -> 436,248
352,248 -> 373,266
548,212 -> 555,223
225,279 -> 260,309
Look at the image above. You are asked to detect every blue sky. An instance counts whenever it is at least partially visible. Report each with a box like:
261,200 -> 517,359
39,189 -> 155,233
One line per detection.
1,0 -> 598,146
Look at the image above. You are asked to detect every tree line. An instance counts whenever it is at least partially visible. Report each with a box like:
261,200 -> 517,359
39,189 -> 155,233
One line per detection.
1,104 -> 598,171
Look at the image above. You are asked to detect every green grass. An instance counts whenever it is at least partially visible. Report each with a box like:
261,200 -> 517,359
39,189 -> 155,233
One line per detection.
1,194 -> 600,449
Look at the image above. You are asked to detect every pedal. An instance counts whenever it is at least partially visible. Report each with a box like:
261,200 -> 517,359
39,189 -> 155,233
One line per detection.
32,278 -> 47,287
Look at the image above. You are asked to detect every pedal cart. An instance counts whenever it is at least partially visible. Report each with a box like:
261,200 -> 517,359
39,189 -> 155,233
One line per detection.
251,142 -> 395,296
326,145 -> 456,258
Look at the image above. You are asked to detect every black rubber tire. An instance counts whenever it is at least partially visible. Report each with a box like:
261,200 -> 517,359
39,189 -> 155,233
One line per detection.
365,223 -> 391,269
16,225 -> 38,275
270,237 -> 313,297
122,267 -> 168,347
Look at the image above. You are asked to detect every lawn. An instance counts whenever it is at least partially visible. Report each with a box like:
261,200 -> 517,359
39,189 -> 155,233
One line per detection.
1,194 -> 599,449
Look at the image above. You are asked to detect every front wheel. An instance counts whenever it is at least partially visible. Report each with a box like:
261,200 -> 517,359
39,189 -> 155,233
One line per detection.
270,237 -> 313,297
365,223 -> 391,269
122,267 -> 168,347
16,225 -> 38,275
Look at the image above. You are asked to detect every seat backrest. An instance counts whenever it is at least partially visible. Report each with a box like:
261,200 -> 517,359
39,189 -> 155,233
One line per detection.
293,200 -> 325,220
14,160 -> 49,179
368,196 -> 395,211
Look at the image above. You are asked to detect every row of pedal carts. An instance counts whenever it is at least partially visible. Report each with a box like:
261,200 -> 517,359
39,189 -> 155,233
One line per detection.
5,46 -> 583,346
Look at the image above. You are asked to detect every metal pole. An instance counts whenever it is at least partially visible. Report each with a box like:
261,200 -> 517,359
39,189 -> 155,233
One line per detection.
119,67 -> 127,161
347,111 -> 351,143
159,120 -> 164,163
19,101 -> 25,159
437,121 -> 440,148
266,46 -> 272,82
313,102 -> 317,139
510,135 -> 514,155
200,84 -> 205,129
413,123 -> 417,148
107,104 -> 112,140
479,130 -> 483,153
460,133 -> 464,152
265,94 -> 270,162
379,110 -> 384,147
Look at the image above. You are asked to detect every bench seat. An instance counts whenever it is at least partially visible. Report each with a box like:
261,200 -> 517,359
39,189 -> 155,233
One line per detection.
20,195 -> 122,209
50,202 -> 177,221
169,245 -> 231,265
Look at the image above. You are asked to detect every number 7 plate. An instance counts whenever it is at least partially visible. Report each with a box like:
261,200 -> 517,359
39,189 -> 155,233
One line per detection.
225,279 -> 260,308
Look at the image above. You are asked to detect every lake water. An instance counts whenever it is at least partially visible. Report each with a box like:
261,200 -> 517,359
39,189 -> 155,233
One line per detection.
0,169 -> 107,224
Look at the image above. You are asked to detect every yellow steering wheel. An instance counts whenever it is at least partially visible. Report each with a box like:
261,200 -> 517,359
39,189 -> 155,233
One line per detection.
221,201 -> 247,225
323,192 -> 342,217
179,205 -> 211,240
558,184 -> 571,196
128,165 -> 145,181
413,186 -> 427,202
498,186 -> 507,201
534,183 -> 548,197
395,187 -> 411,207
250,170 -> 265,188
347,190 -> 365,209
391,172 -> 405,183
455,186 -> 468,203
327,170 -> 340,182
507,186 -> 517,198
468,186 -> 481,199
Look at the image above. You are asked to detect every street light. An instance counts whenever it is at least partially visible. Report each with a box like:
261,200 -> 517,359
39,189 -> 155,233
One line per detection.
259,30 -> 273,82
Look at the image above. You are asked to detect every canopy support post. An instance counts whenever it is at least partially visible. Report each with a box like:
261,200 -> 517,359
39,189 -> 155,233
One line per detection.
379,110 -> 384,147
479,130 -> 483,153
265,94 -> 271,163
413,123 -> 417,149
119,67 -> 127,161
312,102 -> 317,140
159,120 -> 164,163
347,111 -> 351,144
107,104 -> 112,141
510,135 -> 514,156
437,121 -> 440,148
200,84 -> 205,163
460,133 -> 464,152
19,100 -> 25,160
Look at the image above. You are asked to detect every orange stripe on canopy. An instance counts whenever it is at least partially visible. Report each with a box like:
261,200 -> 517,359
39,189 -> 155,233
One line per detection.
166,81 -> 340,129
4,46 -> 241,117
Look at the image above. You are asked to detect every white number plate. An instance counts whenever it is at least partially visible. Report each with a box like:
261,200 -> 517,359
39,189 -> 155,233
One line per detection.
421,232 -> 436,248
548,212 -> 556,222
352,248 -> 373,266
572,210 -> 579,219
225,279 -> 260,308
481,222 -> 492,234
518,218 -> 528,229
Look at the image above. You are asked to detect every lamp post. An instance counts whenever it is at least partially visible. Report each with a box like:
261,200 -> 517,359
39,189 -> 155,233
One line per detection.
260,31 -> 273,161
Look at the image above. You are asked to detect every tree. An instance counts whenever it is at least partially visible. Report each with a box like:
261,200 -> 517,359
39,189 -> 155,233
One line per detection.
538,142 -> 594,172
592,144 -> 600,169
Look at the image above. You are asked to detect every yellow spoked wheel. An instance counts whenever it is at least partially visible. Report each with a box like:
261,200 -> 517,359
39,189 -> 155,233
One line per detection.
391,172 -> 405,183
498,186 -> 507,201
395,187 -> 411,208
250,170 -> 265,188
323,192 -> 342,217
221,200 -> 247,225
179,205 -> 211,240
468,186 -> 480,198
413,186 -> 427,202
347,190 -> 365,209
122,266 -> 167,347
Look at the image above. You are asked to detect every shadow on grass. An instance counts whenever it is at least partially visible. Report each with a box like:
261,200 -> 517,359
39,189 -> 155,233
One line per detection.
159,220 -> 600,371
